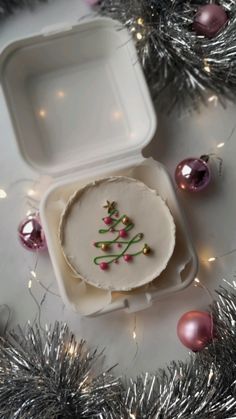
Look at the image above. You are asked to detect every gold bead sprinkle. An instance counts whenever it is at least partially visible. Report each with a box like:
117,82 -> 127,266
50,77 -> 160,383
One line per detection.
101,243 -> 109,251
143,244 -> 151,255
122,216 -> 130,225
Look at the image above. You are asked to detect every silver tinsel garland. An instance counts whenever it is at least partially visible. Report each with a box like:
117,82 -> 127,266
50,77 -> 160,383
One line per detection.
0,323 -> 122,418
99,0 -> 236,109
1,286 -> 236,417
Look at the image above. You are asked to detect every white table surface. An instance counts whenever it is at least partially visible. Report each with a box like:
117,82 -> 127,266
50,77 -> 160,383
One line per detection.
1,0 -> 236,378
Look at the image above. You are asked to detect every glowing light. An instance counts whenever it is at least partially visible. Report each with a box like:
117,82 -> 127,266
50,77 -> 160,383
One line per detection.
57,90 -> 65,98
130,27 -> 136,33
38,109 -> 46,118
30,270 -> 37,279
129,414 -> 136,419
133,330 -> 137,340
0,189 -> 7,199
208,257 -> 216,263
68,345 -> 75,356
217,142 -> 225,149
28,279 -> 32,289
194,277 -> 201,287
204,59 -> 211,73
136,32 -> 143,40
28,189 -> 36,197
112,111 -> 122,121
208,94 -> 218,105
137,17 -> 144,26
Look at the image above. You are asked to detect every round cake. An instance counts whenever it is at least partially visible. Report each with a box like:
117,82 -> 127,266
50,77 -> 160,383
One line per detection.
59,177 -> 176,291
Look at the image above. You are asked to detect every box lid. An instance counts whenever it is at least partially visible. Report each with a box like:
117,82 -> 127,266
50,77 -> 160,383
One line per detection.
0,18 -> 157,177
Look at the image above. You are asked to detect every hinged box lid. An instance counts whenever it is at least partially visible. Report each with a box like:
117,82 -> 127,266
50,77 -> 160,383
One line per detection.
0,18 -> 157,177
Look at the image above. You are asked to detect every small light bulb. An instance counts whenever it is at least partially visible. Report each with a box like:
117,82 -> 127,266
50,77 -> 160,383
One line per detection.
137,17 -> 144,26
133,330 -> 137,340
208,94 -> 218,104
0,189 -> 7,199
204,59 -> 211,73
68,345 -> 75,355
39,109 -> 46,118
112,111 -> 122,120
30,270 -> 37,279
136,32 -> 143,40
194,277 -> 201,286
208,257 -> 216,262
28,279 -> 32,289
217,142 -> 225,149
28,189 -> 35,197
57,90 -> 65,98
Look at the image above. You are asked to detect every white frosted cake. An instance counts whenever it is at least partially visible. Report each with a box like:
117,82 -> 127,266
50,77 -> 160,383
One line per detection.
59,177 -> 176,291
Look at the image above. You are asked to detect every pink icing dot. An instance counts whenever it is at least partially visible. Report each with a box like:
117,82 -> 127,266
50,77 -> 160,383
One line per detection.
104,216 -> 112,225
124,254 -> 132,262
119,229 -> 127,238
100,262 -> 109,271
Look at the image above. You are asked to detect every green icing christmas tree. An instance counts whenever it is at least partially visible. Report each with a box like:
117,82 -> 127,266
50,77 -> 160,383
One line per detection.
93,201 -> 151,270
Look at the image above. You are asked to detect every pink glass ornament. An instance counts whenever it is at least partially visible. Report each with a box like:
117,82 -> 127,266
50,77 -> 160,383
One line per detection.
175,157 -> 211,192
177,311 -> 213,352
18,215 -> 46,251
193,4 -> 228,39
119,229 -> 127,238
99,262 -> 109,271
124,254 -> 132,262
104,216 -> 112,225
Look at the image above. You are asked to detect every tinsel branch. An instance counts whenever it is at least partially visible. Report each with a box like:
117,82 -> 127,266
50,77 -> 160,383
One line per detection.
0,323 -> 122,418
0,287 -> 236,417
99,0 -> 236,109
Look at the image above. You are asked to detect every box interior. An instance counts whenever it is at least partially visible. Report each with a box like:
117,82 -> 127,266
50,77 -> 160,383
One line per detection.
1,19 -> 155,175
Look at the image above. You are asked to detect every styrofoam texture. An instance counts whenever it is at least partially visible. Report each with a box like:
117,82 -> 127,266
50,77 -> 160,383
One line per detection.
0,18 -> 156,176
40,158 -> 198,317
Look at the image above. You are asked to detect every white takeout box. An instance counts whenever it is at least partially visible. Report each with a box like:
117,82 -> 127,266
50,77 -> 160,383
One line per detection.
0,18 -> 198,316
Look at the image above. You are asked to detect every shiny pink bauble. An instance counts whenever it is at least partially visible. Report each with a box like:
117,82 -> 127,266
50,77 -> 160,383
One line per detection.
175,157 -> 211,192
119,229 -> 127,238
177,311 -> 213,352
18,216 -> 46,251
104,216 -> 112,225
193,4 -> 228,38
124,254 -> 132,262
100,262 -> 109,270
